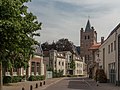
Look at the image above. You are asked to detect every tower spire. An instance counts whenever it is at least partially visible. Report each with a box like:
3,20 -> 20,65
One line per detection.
85,19 -> 91,32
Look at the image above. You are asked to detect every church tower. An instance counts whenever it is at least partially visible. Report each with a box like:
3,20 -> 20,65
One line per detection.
80,20 -> 97,64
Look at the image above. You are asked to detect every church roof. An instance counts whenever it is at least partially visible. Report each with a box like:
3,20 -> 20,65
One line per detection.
89,43 -> 101,50
85,20 -> 91,32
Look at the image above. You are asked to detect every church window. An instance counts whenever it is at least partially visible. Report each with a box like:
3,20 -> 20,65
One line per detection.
85,36 -> 86,39
88,35 -> 90,39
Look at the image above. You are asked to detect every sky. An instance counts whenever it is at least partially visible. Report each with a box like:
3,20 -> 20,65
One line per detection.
27,0 -> 120,46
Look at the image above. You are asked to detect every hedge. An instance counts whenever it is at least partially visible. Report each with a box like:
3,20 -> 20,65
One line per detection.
28,75 -> 45,81
3,76 -> 22,84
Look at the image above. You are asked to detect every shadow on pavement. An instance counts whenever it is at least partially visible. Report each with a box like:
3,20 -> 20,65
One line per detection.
68,80 -> 89,89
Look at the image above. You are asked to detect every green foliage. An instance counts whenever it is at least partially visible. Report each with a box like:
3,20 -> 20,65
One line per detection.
12,76 -> 22,83
47,67 -> 53,71
28,75 -> 36,81
41,38 -> 76,54
95,69 -> 107,83
70,60 -> 76,70
3,76 -> 22,84
0,0 -> 42,69
53,70 -> 63,78
28,75 -> 45,81
3,76 -> 12,84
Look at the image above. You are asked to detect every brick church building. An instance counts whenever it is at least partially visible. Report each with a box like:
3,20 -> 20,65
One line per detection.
80,20 -> 98,78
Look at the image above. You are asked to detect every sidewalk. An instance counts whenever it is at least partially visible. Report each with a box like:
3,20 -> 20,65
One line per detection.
3,77 -> 65,90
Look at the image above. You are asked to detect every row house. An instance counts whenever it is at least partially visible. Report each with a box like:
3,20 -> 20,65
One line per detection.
5,44 -> 45,78
44,50 -> 66,75
93,23 -> 120,85
43,50 -> 86,76
74,56 -> 86,76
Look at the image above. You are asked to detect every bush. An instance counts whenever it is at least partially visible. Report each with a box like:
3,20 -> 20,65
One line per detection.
28,75 -> 45,81
53,70 -> 64,78
95,69 -> 107,83
40,75 -> 45,80
3,76 -> 12,84
28,76 -> 36,81
3,76 -> 22,84
12,76 -> 22,83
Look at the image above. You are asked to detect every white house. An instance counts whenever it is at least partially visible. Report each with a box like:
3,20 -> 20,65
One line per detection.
98,23 -> 120,85
43,49 -> 87,76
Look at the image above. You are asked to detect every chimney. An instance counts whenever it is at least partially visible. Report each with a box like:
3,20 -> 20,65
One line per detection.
101,37 -> 104,44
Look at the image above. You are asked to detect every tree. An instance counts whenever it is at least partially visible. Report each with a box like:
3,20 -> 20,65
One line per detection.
41,42 -> 50,51
69,59 -> 75,75
56,38 -> 73,52
41,38 -> 77,54
70,60 -> 75,70
0,0 -> 42,89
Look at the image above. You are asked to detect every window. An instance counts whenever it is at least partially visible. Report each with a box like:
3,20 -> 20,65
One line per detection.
85,36 -> 86,39
62,62 -> 64,66
114,41 -> 116,50
54,61 -> 56,66
111,43 -> 113,52
31,62 -> 35,73
108,45 -> 110,53
13,68 -> 17,72
88,35 -> 90,39
59,61 -> 60,65
37,62 -> 40,74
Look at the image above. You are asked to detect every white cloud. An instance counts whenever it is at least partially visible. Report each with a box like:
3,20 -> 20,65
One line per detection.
27,0 -> 120,45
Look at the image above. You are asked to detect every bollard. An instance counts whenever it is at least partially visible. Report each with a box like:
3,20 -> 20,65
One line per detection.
40,82 -> 42,86
96,81 -> 99,86
36,83 -> 38,88
43,81 -> 45,85
30,85 -> 33,90
22,87 -> 25,90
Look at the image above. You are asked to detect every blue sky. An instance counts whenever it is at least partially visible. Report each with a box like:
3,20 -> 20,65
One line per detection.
27,0 -> 120,45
